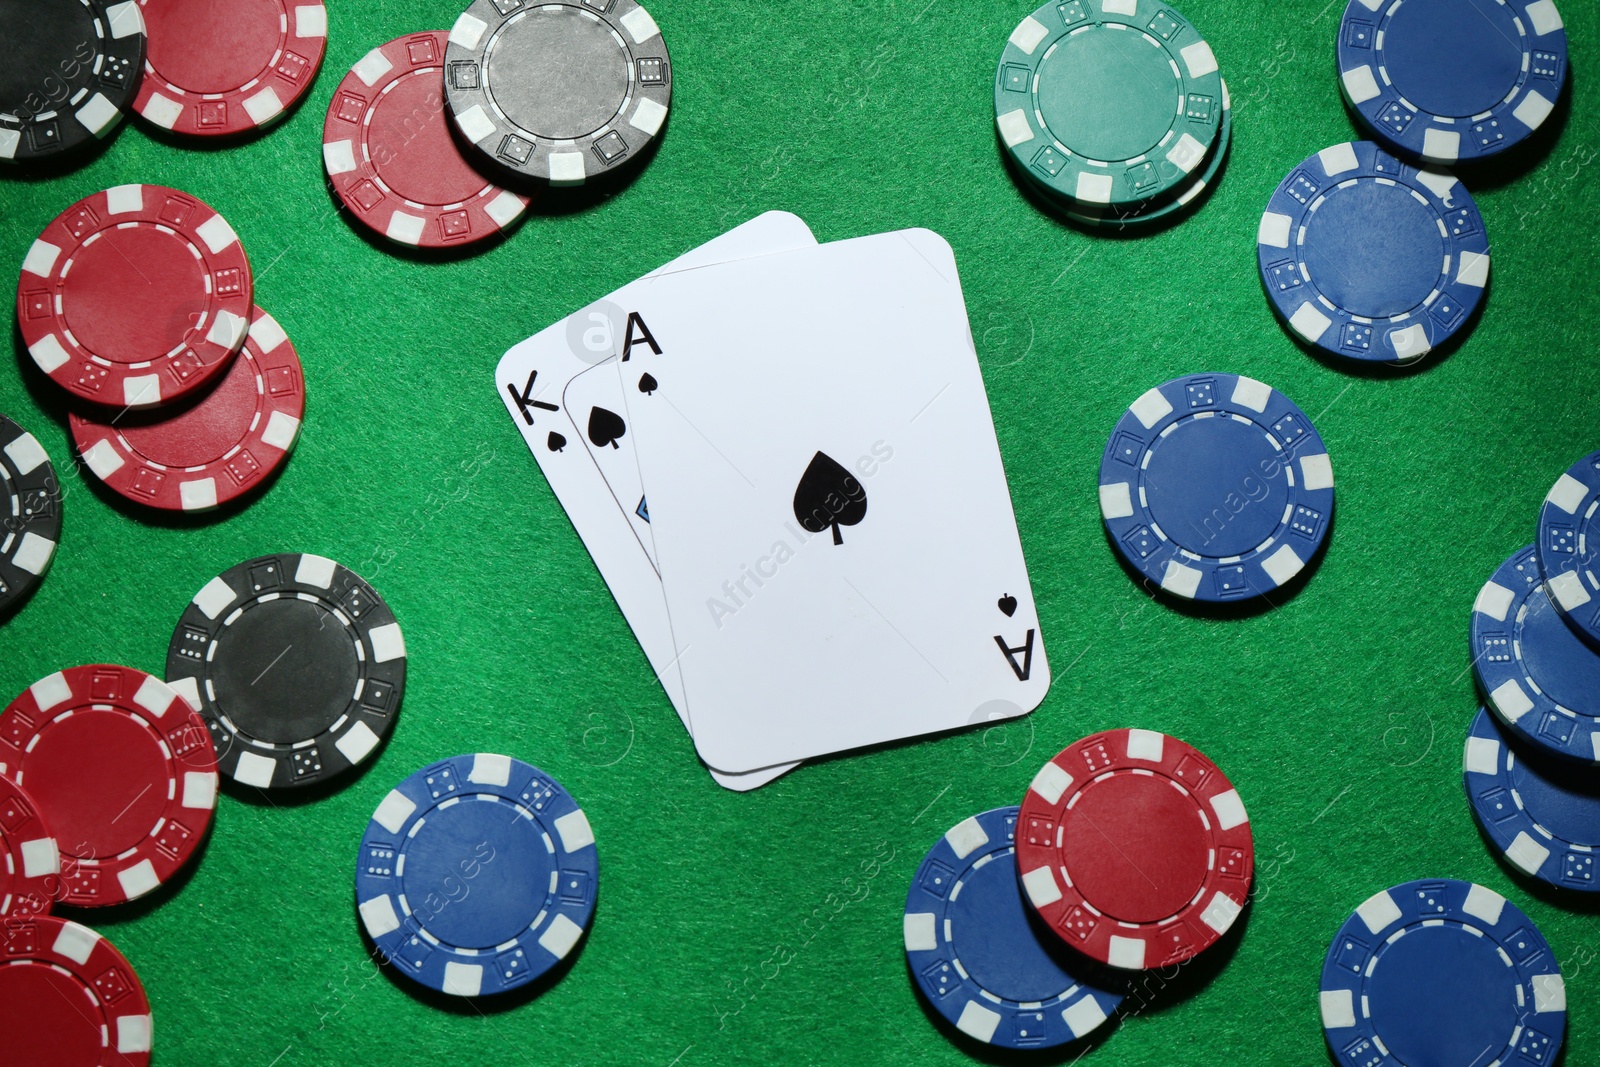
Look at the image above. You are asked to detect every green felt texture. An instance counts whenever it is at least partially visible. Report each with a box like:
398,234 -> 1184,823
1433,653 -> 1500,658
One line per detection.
3,0 -> 1600,1063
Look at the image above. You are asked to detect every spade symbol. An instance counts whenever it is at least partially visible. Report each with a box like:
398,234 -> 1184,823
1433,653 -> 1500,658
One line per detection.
587,406 -> 626,450
638,373 -> 658,395
998,594 -> 1017,617
547,431 -> 567,452
793,451 -> 868,545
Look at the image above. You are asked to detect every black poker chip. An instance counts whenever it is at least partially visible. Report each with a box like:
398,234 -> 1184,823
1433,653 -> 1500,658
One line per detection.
0,0 -> 147,163
165,553 -> 407,790
0,412 -> 62,614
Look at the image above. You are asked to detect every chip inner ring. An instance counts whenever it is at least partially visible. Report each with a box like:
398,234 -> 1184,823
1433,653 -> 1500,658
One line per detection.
1061,772 -> 1209,924
485,6 -> 631,141
211,597 -> 361,745
0,964 -> 107,1064
1366,923 -> 1520,1064
1301,178 -> 1445,320
61,226 -> 210,365
1035,26 -> 1181,163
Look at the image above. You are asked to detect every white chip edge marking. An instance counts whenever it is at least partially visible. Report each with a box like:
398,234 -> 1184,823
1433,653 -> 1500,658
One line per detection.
1009,15 -> 1049,53
442,962 -> 485,997
1546,472 -> 1588,514
454,103 -> 496,144
233,751 -> 277,788
123,374 -> 163,407
1289,302 -> 1333,343
468,753 -> 512,786
13,534 -> 53,575
549,152 -> 587,185
1258,210 -> 1292,249
209,308 -> 249,352
1506,832 -> 1551,877
323,139 -> 357,175
1230,376 -> 1271,413
195,213 -> 239,255
335,721 -> 381,766
996,108 -> 1033,148
1028,760 -> 1074,805
1102,0 -> 1137,15
29,335 -> 70,374
1318,142 -> 1360,177
250,310 -> 287,352
352,46 -> 394,87
1130,386 -> 1174,428
555,809 -> 596,853
1180,41 -> 1217,79
1200,891 -> 1241,934
141,93 -> 184,129
1300,453 -> 1335,491
1457,250 -> 1490,289
1473,579 -> 1515,623
1108,935 -> 1146,969
1534,973 -> 1567,1013
485,190 -> 527,230
1161,559 -> 1202,598
262,411 -> 301,451
1167,132 -> 1206,174
105,1 -> 143,38
1210,788 -> 1248,831
1422,127 -> 1462,163
1341,65 -> 1381,104
1320,989 -> 1356,1028
449,12 -> 488,49
52,920 -> 100,965
117,1016 -> 152,1055
1127,729 -> 1165,761
1076,171 -> 1113,204
1020,865 -> 1062,908
1513,90 -> 1555,132
242,87 -> 284,126
4,430 -> 49,476
1355,889 -> 1402,934
903,912 -> 937,952
1463,734 -> 1500,775
1099,482 -> 1134,520
944,815 -> 989,860
0,129 -> 17,159
629,97 -> 668,137
373,789 -> 417,834
1261,544 -> 1305,587
179,478 -> 219,511
118,859 -> 160,900
956,1000 -> 1002,1044
183,771 -> 218,810
1525,0 -> 1563,35
1490,678 -> 1535,721
619,6 -> 661,44
1062,996 -> 1108,1039
194,575 -> 237,619
296,554 -> 337,588
368,622 -> 407,663
20,837 -> 58,877
30,671 -> 72,711
166,677 -> 200,713
75,93 -> 121,137
294,3 -> 328,37
359,894 -> 401,937
22,239 -> 61,278
387,212 -> 426,246
538,913 -> 584,960
1462,882 -> 1505,925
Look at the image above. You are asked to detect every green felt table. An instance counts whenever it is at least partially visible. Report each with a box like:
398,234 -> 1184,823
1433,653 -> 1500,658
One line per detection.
4,0 -> 1600,1063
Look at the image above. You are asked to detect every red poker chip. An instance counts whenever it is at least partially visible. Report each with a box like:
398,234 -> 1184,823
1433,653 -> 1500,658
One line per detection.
134,0 -> 327,136
70,305 -> 305,512
323,31 -> 531,248
1016,729 -> 1253,969
0,774 -> 59,918
17,184 -> 253,410
0,665 -> 218,907
0,916 -> 152,1066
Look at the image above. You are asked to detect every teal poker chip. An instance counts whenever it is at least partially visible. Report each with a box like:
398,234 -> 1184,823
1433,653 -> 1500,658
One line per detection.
995,0 -> 1224,208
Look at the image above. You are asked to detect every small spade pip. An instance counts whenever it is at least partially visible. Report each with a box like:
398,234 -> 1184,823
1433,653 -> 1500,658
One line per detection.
638,373 -> 658,395
587,406 -> 626,450
547,431 -> 567,452
793,451 -> 868,545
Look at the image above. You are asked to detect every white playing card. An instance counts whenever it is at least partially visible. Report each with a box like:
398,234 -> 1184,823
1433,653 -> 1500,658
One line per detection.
496,212 -> 813,790
564,365 -> 657,569
614,229 -> 1051,772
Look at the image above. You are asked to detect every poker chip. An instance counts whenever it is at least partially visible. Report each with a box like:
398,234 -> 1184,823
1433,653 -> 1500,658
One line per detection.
0,664 -> 218,907
0,0 -> 146,163
0,413 -> 62,614
165,554 -> 406,790
1060,79 -> 1231,229
70,306 -> 304,513
445,0 -> 673,186
0,916 -> 152,1066
1098,373 -> 1334,603
1471,544 -> 1600,763
17,184 -> 253,410
904,806 -> 1122,1048
1319,879 -> 1566,1066
324,31 -> 531,248
1465,707 -> 1600,892
356,753 -> 599,997
1537,449 -> 1600,651
0,774 -> 59,917
994,0 -> 1223,208
1016,729 -> 1253,969
1337,0 -> 1568,165
1257,141 -> 1490,365
133,0 -> 327,136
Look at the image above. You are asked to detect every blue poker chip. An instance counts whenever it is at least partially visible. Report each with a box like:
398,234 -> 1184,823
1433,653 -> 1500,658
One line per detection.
1465,707 -> 1600,892
1320,879 -> 1566,1066
1471,544 -> 1600,763
1538,449 -> 1600,652
1098,373 -> 1334,603
903,806 -> 1121,1049
1337,0 -> 1568,165
356,754 -> 598,997
1257,141 -> 1490,365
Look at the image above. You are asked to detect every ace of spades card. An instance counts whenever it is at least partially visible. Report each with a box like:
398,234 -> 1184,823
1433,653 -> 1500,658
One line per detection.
613,229 -> 1050,772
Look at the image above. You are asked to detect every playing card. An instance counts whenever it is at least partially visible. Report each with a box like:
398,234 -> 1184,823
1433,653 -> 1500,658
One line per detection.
496,212 -> 814,790
564,362 -> 657,569
614,229 -> 1051,772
